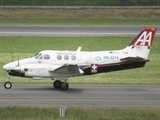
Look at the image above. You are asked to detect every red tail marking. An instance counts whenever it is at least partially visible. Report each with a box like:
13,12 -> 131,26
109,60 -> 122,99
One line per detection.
130,28 -> 156,49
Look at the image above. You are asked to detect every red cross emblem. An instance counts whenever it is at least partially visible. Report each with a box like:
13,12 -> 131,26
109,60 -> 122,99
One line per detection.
90,64 -> 98,73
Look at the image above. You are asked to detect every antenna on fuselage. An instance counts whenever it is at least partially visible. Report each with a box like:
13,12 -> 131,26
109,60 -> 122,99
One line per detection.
76,47 -> 82,52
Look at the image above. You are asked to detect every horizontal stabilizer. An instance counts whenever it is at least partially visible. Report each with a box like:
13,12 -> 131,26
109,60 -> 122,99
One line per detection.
121,57 -> 150,62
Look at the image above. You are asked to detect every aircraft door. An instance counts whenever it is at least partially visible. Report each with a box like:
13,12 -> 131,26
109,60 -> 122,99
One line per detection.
76,53 -> 81,61
77,52 -> 90,64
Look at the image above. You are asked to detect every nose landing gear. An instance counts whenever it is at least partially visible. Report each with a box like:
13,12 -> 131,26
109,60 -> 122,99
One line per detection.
4,74 -> 12,89
4,81 -> 12,89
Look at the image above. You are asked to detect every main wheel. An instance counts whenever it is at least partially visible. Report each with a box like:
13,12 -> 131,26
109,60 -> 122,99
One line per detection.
4,82 -> 12,89
53,80 -> 62,89
61,82 -> 69,90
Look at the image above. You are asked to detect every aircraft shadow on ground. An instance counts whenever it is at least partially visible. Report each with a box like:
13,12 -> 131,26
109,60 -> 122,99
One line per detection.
13,87 -> 83,93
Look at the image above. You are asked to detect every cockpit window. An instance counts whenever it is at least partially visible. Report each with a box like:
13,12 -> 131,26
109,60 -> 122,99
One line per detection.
34,53 -> 42,59
44,54 -> 50,60
39,55 -> 43,59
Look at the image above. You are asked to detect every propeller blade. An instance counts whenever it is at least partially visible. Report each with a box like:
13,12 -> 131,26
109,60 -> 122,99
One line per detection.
12,54 -> 14,62
18,56 -> 19,66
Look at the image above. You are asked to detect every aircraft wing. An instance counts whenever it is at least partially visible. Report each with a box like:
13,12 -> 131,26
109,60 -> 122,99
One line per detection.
120,56 -> 150,62
48,64 -> 83,75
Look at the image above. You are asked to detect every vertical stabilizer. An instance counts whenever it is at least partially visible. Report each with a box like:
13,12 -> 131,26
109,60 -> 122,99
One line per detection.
122,28 -> 156,59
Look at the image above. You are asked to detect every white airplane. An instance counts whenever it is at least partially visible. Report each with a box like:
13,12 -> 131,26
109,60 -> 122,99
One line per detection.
3,28 -> 156,90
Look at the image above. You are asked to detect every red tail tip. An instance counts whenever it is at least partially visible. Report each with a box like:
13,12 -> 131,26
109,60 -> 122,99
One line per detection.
130,28 -> 156,49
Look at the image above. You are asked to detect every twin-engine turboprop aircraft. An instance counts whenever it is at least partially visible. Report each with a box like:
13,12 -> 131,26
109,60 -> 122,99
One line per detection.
3,28 -> 156,90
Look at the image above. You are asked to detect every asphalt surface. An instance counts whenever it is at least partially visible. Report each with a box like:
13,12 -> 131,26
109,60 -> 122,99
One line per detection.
0,25 -> 160,36
0,84 -> 160,108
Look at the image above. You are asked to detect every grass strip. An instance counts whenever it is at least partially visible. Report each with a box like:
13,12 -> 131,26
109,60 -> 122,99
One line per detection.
0,8 -> 159,25
2,0 -> 158,6
0,106 -> 160,120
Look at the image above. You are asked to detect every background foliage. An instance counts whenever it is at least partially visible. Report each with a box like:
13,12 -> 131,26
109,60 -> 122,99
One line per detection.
1,0 -> 160,6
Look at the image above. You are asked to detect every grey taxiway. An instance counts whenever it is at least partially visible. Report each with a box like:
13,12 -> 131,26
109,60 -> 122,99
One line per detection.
0,84 -> 160,108
0,25 -> 160,36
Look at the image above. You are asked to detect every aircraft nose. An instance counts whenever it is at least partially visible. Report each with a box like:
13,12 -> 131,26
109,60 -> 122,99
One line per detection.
3,62 -> 21,72
3,64 -> 10,71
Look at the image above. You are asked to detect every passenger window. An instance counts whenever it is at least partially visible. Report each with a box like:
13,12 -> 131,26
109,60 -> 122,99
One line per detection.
71,55 -> 76,60
44,54 -> 50,60
57,55 -> 62,60
64,55 -> 69,60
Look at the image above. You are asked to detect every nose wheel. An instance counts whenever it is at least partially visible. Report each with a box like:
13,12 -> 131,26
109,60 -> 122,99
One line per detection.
4,81 -> 12,89
4,74 -> 12,89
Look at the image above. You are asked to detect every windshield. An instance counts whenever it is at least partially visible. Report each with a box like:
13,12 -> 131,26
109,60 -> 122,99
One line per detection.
34,53 -> 42,59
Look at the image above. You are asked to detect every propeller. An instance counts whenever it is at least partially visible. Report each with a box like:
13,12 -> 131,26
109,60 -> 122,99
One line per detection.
17,56 -> 21,77
11,54 -> 19,66
17,56 -> 19,67
13,56 -> 21,73
11,54 -> 14,62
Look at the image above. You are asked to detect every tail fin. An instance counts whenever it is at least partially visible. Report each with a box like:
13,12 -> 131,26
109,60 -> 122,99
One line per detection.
122,28 -> 156,59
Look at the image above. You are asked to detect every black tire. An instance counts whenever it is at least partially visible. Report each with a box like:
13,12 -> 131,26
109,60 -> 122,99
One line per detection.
61,82 -> 69,90
4,82 -> 12,89
53,80 -> 62,89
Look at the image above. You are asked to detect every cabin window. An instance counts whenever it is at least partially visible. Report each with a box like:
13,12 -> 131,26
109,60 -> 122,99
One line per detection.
64,55 -> 69,60
44,54 -> 50,60
57,55 -> 62,60
71,55 -> 76,60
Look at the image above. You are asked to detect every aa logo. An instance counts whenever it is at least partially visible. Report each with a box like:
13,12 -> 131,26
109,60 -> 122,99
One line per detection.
135,31 -> 152,46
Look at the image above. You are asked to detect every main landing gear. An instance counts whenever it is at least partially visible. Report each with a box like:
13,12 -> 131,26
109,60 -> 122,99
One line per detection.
4,74 -> 12,89
53,80 -> 69,90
